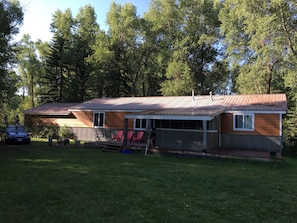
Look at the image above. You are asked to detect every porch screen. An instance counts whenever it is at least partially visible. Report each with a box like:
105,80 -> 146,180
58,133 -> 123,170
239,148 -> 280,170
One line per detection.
155,120 -> 203,130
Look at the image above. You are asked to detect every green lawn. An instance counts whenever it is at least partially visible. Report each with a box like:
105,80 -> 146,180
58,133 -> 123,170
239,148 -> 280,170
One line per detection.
0,139 -> 297,223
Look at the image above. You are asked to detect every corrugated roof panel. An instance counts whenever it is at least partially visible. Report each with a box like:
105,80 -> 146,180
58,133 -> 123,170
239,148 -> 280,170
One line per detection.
23,103 -> 80,115
24,94 -> 287,115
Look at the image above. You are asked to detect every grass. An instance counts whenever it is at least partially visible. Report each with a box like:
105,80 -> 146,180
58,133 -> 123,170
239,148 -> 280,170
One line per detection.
0,139 -> 297,223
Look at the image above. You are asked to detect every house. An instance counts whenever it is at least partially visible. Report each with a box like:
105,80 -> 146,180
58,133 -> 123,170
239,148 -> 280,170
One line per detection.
23,94 -> 287,157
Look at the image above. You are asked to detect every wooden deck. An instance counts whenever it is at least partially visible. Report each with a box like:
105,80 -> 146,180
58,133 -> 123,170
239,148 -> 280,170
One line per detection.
149,147 -> 282,160
84,141 -> 281,160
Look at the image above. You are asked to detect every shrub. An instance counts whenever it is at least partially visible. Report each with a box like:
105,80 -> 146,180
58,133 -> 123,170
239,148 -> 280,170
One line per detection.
58,125 -> 74,139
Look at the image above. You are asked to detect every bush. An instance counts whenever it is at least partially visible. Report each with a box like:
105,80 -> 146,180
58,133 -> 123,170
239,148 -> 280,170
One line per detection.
58,125 -> 75,139
283,140 -> 297,157
29,126 -> 59,139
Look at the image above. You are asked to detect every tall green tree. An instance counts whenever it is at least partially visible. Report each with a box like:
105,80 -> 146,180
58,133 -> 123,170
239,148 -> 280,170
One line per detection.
145,0 -> 182,95
146,0 -> 227,95
219,0 -> 293,94
89,30 -> 113,98
0,0 -> 23,105
40,9 -> 74,103
106,2 -> 139,96
72,5 -> 99,102
219,0 -> 297,147
16,34 -> 42,108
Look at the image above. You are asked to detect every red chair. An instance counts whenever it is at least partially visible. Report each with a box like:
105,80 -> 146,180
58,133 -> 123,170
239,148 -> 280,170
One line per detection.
127,131 -> 134,142
111,130 -> 124,141
132,131 -> 144,143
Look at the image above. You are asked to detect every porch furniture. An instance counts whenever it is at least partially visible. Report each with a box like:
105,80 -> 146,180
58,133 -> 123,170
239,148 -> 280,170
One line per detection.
132,131 -> 144,143
111,130 -> 124,141
127,131 -> 134,142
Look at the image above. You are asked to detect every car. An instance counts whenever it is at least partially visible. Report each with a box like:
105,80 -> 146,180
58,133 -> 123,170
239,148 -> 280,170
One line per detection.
1,125 -> 31,144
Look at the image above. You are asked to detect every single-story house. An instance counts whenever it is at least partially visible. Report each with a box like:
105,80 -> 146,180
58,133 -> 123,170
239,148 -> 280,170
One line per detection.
23,94 -> 287,157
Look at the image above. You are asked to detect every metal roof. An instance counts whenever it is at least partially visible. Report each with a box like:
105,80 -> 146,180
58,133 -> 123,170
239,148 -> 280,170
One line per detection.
69,94 -> 287,112
23,103 -> 80,115
23,94 -> 287,117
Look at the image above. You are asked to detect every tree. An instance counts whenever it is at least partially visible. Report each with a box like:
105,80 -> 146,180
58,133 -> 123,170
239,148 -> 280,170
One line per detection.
147,0 -> 227,95
0,0 -> 23,105
219,0 -> 295,94
40,9 -> 74,103
72,5 -> 99,101
16,34 -> 42,108
89,30 -> 113,98
106,2 -> 140,97
219,0 -> 297,150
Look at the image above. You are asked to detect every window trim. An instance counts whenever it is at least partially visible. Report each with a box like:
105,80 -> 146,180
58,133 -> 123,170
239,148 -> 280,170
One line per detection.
233,112 -> 254,131
134,118 -> 147,130
93,111 -> 105,128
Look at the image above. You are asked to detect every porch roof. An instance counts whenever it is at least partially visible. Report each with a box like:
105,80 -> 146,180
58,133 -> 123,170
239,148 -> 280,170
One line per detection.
125,108 -> 225,121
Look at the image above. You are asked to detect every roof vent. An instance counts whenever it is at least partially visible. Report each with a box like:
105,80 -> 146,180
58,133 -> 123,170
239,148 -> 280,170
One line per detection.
209,91 -> 213,101
192,89 -> 195,101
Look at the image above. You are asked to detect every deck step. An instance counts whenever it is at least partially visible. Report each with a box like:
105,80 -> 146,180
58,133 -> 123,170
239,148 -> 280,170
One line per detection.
102,144 -> 122,152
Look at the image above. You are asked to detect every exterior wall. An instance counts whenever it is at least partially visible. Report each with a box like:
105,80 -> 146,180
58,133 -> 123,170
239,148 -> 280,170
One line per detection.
24,110 -> 136,142
25,115 -> 84,128
105,112 -> 134,129
221,113 -> 282,152
72,111 -> 134,129
71,111 -> 93,127
25,110 -> 134,131
221,134 -> 282,152
221,113 -> 280,136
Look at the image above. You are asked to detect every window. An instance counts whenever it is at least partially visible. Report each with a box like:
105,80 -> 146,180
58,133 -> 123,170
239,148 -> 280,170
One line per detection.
93,112 -> 105,128
234,114 -> 254,130
135,118 -> 147,130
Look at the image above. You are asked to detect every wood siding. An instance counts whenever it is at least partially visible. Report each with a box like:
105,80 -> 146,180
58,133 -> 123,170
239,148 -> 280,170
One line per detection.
25,111 -> 135,130
71,111 -> 93,127
221,113 -> 280,136
26,116 -> 88,128
105,112 -> 134,129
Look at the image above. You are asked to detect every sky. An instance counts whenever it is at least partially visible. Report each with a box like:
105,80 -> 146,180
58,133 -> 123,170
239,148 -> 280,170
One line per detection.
18,0 -> 151,42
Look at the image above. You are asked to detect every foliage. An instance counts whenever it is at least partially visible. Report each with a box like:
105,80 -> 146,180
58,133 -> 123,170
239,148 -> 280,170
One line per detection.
26,126 -> 59,138
1,144 -> 297,222
58,125 -> 74,139
27,125 -> 75,139
219,0 -> 297,152
1,0 -> 297,152
16,34 -> 42,108
0,0 -> 23,105
0,95 -> 24,125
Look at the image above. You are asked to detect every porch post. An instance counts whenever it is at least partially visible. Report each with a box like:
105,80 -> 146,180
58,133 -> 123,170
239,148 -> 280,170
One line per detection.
203,120 -> 207,152
218,115 -> 222,148
123,118 -> 128,149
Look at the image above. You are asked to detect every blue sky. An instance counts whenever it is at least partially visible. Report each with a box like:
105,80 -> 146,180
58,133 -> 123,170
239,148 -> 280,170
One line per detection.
18,0 -> 151,42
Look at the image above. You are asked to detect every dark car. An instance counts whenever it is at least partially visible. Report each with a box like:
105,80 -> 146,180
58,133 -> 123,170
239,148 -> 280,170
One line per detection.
1,125 -> 31,144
